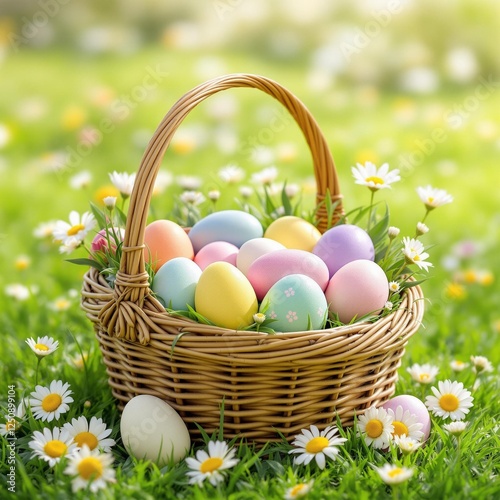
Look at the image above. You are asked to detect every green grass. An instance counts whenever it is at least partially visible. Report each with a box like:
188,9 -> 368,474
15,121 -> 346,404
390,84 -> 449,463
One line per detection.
1,48 -> 500,499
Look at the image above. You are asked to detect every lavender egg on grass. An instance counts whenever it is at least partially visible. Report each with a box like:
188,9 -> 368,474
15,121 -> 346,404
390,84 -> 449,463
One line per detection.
381,395 -> 431,441
325,259 -> 389,324
313,224 -> 375,277
152,257 -> 202,310
188,210 -> 263,253
260,274 -> 328,333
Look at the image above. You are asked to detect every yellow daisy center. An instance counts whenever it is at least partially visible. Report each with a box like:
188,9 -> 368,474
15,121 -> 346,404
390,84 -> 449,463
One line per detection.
305,436 -> 329,454
34,343 -> 49,351
439,394 -> 459,412
413,254 -> 421,261
44,440 -> 67,458
74,431 -> 99,450
365,419 -> 383,438
418,373 -> 430,382
42,394 -> 62,412
365,175 -> 384,185
427,197 -> 434,204
77,456 -> 103,480
290,484 -> 307,497
67,224 -> 85,236
200,457 -> 223,474
388,467 -> 404,478
393,421 -> 409,437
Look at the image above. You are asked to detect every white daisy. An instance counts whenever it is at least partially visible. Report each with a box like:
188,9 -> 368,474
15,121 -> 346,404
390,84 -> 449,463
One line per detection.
289,424 -> 347,470
284,183 -> 300,199
0,401 -> 26,437
393,435 -> 422,455
416,185 -> 454,210
450,360 -> 469,372
69,170 -> 92,190
153,170 -> 173,195
14,255 -> 31,270
389,281 -> 400,293
285,480 -> 314,499
29,427 -> 78,467
387,406 -> 424,441
5,283 -> 30,301
357,407 -> 394,449
208,189 -> 220,201
239,186 -> 253,199
470,355 -> 494,374
251,166 -> 279,186
29,380 -> 73,422
109,171 -> 136,198
351,161 -> 400,191
58,236 -> 82,254
64,445 -> 116,493
33,221 -> 57,239
176,175 -> 202,190
63,416 -> 116,452
25,336 -> 59,358
52,210 -> 96,245
218,164 -> 245,184
49,297 -> 72,312
402,237 -> 433,271
443,421 -> 468,436
425,380 -> 474,420
376,463 -> 414,484
388,226 -> 400,239
103,196 -> 117,209
416,222 -> 429,235
185,440 -> 239,486
407,363 -> 439,384
179,190 -> 205,206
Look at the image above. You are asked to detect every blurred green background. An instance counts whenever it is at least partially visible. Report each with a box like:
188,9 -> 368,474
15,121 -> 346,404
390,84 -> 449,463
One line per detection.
1,0 -> 499,310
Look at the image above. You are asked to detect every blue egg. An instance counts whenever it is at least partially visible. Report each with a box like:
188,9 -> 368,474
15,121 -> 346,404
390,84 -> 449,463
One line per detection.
188,210 -> 263,253
259,274 -> 328,333
152,257 -> 202,310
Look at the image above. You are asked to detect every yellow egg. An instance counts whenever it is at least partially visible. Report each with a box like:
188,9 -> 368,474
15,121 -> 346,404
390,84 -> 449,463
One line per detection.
264,216 -> 321,251
195,262 -> 258,329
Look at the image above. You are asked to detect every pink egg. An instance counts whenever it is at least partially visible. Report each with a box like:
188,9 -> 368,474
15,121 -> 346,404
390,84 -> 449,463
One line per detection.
194,241 -> 239,270
382,395 -> 431,441
247,249 -> 329,301
325,259 -> 389,323
313,224 -> 374,277
236,238 -> 286,276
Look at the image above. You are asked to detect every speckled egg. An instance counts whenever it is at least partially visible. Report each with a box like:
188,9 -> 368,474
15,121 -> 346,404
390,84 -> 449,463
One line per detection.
194,241 -> 239,270
247,249 -> 330,301
144,220 -> 194,272
152,257 -> 202,310
313,224 -> 375,277
120,395 -> 191,466
382,395 -> 431,441
195,262 -> 258,330
325,259 -> 389,323
264,216 -> 322,251
236,238 -> 286,276
260,274 -> 328,332
188,210 -> 263,253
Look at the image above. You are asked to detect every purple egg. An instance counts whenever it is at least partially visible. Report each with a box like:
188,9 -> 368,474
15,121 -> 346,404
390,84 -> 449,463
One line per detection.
382,395 -> 431,441
313,224 -> 374,277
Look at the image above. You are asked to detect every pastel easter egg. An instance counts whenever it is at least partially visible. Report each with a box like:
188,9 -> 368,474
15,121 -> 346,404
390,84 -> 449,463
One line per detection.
313,224 -> 375,277
120,395 -> 191,466
188,210 -> 263,253
236,238 -> 286,276
260,274 -> 328,332
195,262 -> 258,330
194,241 -> 239,270
264,216 -> 322,251
325,259 -> 389,323
382,395 -> 431,441
152,257 -> 202,310
247,249 -> 329,301
144,220 -> 194,272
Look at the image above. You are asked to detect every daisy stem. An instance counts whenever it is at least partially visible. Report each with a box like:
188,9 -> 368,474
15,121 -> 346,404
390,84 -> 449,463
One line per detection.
367,190 -> 375,232
35,357 -> 42,386
391,484 -> 401,500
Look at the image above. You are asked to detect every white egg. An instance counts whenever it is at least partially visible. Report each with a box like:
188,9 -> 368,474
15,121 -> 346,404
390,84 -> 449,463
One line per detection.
120,395 -> 191,466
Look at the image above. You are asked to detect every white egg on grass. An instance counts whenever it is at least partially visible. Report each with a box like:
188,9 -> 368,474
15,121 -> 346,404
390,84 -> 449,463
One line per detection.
120,395 -> 191,466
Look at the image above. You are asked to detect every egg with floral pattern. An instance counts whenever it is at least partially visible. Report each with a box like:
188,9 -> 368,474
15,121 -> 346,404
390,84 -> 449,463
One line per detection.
259,274 -> 328,333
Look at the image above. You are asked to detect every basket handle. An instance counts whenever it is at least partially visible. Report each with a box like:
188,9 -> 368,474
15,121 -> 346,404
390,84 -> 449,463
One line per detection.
99,73 -> 344,344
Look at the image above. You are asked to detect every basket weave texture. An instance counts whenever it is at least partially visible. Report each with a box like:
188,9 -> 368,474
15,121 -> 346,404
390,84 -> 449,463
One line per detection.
81,74 -> 424,443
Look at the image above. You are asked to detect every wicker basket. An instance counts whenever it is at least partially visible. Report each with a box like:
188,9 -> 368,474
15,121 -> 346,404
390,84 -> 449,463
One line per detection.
81,73 -> 424,443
